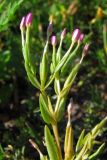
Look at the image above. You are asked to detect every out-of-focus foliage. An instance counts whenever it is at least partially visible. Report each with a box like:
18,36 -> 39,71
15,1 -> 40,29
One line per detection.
0,0 -> 23,31
0,0 -> 107,159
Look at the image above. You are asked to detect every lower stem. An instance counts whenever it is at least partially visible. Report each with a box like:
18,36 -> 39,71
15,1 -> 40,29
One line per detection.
52,124 -> 62,160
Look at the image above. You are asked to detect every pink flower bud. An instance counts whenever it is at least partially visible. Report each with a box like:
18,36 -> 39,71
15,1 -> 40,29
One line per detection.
83,44 -> 90,56
61,28 -> 67,39
72,28 -> 81,42
51,35 -> 57,46
20,16 -> 26,29
25,12 -> 33,26
79,33 -> 84,42
47,22 -> 53,37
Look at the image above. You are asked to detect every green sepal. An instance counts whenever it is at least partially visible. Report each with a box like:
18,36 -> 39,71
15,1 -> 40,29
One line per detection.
88,143 -> 105,160
39,94 -> 56,124
76,129 -> 85,153
45,126 -> 59,160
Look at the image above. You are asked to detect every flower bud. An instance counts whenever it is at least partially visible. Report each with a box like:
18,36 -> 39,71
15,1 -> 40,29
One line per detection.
47,22 -> 53,38
51,35 -> 57,46
72,28 -> 81,42
25,12 -> 33,26
67,98 -> 73,116
79,33 -> 84,42
83,44 -> 90,56
61,28 -> 67,39
20,16 -> 26,29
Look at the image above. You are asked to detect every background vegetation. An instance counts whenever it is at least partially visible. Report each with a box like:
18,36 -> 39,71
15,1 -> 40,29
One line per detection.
0,0 -> 107,159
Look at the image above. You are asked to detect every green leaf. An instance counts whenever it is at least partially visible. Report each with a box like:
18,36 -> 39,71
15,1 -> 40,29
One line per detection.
53,42 -> 75,74
40,53 -> 48,89
76,130 -> 85,153
61,43 -> 79,74
63,63 -> 81,89
45,126 -> 59,160
92,116 -> 107,137
39,94 -> 56,124
40,155 -> 48,160
0,144 -> 4,160
0,0 -> 23,31
25,61 -> 40,89
89,143 -> 105,160
60,83 -> 72,98
40,41 -> 48,89
56,98 -> 66,121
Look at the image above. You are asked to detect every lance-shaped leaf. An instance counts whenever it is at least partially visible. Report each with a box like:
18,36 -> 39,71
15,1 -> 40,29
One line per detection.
63,63 -> 81,89
25,61 -> 40,89
39,94 -> 56,124
76,129 -> 85,153
87,133 -> 93,150
64,126 -> 74,160
60,63 -> 81,98
40,156 -> 48,160
54,79 -> 60,95
23,27 -> 40,89
54,42 -> 75,74
56,98 -> 66,121
45,126 -> 59,160
40,41 -> 48,89
88,143 -> 105,160
61,43 -> 80,74
92,116 -> 107,137
56,38 -> 63,64
47,96 -> 54,114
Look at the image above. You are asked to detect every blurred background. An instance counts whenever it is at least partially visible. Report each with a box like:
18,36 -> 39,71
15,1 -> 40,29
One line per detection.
0,0 -> 107,159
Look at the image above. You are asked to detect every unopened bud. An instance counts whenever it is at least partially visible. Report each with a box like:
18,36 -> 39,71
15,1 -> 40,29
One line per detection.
25,12 -> 33,26
79,33 -> 84,42
67,98 -> 73,116
83,44 -> 90,56
51,35 -> 57,46
61,28 -> 67,39
72,29 -> 81,42
47,22 -> 53,38
20,16 -> 26,29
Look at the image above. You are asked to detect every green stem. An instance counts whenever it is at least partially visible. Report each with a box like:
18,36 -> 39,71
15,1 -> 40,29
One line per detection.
52,124 -> 62,160
55,96 -> 61,112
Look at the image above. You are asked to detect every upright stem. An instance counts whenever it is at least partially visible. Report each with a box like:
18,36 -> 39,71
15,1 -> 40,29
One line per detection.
52,124 -> 62,160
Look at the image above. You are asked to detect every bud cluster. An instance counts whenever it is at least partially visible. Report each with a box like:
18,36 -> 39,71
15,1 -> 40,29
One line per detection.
20,12 -> 33,29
